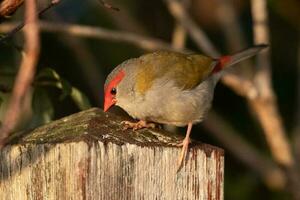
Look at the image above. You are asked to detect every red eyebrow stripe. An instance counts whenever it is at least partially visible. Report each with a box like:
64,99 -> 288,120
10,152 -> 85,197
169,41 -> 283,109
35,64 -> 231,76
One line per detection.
105,70 -> 125,92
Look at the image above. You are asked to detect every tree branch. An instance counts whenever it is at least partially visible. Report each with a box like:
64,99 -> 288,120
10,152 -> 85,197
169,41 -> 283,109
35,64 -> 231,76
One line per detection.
0,19 -> 258,101
171,0 -> 189,50
0,21 -> 190,53
251,0 -> 300,198
250,0 -> 294,167
215,0 -> 254,79
215,0 -> 247,51
0,0 -> 23,19
204,111 -> 286,189
0,0 -> 40,147
294,38 -> 300,163
0,0 -> 59,43
165,0 -> 219,57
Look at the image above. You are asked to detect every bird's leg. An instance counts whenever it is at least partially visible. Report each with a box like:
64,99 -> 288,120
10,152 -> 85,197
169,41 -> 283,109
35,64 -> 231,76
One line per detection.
121,120 -> 156,131
176,122 -> 193,170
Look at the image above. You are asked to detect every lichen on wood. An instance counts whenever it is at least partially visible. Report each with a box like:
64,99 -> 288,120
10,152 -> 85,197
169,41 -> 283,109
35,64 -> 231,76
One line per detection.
0,108 -> 224,200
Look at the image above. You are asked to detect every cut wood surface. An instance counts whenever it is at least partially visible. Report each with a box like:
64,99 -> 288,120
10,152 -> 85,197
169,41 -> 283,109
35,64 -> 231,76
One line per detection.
0,108 -> 224,200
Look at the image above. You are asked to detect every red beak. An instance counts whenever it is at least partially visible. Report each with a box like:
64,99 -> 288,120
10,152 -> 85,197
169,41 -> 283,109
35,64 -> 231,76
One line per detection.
104,98 -> 116,112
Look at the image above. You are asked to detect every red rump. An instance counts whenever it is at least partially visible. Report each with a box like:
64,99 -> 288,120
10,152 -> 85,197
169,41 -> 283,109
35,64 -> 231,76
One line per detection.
212,56 -> 231,73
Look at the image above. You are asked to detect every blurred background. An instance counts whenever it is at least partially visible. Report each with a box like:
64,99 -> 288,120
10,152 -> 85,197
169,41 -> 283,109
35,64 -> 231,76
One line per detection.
0,0 -> 299,199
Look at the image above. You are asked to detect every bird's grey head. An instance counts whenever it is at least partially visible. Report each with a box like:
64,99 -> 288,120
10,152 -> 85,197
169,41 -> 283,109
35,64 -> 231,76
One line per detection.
103,59 -> 137,112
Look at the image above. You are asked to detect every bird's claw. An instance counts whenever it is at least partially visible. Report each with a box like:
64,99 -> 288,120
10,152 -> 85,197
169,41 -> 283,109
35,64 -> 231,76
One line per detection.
175,138 -> 191,147
121,120 -> 155,131
167,138 -> 191,147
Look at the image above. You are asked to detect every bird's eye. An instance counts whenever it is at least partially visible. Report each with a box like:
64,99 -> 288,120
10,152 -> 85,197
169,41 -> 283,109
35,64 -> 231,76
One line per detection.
110,87 -> 117,95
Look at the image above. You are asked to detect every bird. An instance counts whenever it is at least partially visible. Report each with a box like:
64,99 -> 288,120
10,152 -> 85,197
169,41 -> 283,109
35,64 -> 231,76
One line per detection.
103,44 -> 267,169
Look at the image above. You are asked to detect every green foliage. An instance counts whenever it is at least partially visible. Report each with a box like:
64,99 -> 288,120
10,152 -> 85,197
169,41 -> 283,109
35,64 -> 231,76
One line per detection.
28,68 -> 92,127
35,68 -> 72,100
70,87 -> 91,110
35,68 -> 91,110
0,67 -> 91,129
31,88 -> 54,126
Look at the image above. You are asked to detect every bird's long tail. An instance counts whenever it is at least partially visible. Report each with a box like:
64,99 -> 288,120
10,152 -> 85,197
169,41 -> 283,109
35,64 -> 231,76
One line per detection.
212,44 -> 268,74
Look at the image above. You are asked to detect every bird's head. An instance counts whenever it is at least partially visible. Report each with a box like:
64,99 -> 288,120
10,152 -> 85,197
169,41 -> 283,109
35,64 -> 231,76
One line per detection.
103,69 -> 125,112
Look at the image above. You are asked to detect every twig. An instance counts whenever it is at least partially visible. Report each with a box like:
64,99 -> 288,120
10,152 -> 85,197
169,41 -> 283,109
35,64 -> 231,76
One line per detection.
294,39 -> 300,163
250,0 -> 293,167
0,21 -> 258,101
204,111 -> 286,189
215,0 -> 254,78
0,20 -> 258,100
251,0 -> 300,198
0,0 -> 23,18
165,0 -> 219,57
0,21 -> 189,52
98,0 -> 120,12
0,0 -> 40,147
171,0 -> 189,49
0,0 -> 59,43
221,73 -> 258,98
214,0 -> 260,99
216,0 -> 298,189
172,23 -> 186,49
0,22 -> 257,101
215,0 -> 247,51
95,0 -> 147,35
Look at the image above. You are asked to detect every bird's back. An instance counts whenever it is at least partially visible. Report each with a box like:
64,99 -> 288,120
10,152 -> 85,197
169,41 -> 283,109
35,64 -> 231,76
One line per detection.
134,51 -> 217,95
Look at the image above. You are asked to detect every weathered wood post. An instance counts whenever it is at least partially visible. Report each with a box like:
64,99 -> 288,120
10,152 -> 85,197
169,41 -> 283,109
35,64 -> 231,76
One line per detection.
0,108 -> 224,200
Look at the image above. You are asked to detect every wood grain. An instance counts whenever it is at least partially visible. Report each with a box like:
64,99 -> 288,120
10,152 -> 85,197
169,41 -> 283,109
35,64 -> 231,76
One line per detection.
0,108 -> 224,200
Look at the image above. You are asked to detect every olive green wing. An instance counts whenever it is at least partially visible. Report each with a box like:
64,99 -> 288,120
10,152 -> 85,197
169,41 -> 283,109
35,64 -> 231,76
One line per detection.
135,51 -> 216,94
168,53 -> 216,89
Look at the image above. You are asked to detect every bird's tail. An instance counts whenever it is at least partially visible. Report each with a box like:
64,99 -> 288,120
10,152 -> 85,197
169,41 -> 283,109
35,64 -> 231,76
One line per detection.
212,44 -> 268,74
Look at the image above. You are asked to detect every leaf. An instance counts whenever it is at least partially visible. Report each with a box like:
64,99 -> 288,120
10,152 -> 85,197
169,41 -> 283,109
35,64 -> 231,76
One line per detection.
70,87 -> 91,110
57,79 -> 72,101
36,68 -> 61,81
35,67 -> 91,110
30,88 -> 54,127
36,68 -> 72,100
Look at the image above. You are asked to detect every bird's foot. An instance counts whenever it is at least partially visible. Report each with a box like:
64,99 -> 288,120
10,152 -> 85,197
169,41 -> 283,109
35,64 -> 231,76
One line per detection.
121,120 -> 156,131
176,137 -> 191,171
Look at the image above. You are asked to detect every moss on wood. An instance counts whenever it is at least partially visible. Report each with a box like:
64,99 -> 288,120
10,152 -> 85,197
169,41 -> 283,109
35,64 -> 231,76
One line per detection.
8,108 -> 223,156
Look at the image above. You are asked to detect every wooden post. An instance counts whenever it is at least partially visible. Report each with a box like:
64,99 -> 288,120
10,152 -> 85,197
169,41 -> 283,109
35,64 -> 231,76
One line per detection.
0,108 -> 224,200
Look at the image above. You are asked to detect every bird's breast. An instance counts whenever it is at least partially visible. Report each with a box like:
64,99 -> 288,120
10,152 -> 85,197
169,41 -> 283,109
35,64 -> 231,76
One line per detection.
118,78 -> 216,126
